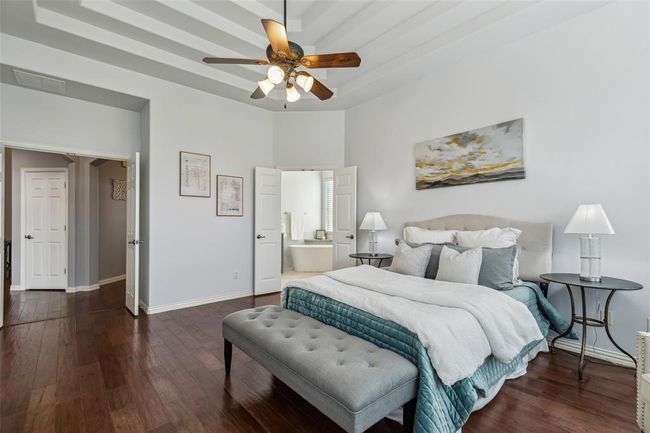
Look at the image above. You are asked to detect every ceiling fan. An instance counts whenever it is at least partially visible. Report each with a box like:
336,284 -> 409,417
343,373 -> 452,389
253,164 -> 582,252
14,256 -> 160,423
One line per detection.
202,0 -> 360,103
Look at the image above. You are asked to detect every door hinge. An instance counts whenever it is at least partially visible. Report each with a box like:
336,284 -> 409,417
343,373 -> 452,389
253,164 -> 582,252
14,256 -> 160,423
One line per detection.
64,181 -> 66,188
64,224 -> 67,231
64,267 -> 67,274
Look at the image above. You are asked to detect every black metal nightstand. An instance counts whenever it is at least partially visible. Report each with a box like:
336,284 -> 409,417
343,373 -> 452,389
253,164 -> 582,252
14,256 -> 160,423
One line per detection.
349,253 -> 393,268
540,272 -> 643,383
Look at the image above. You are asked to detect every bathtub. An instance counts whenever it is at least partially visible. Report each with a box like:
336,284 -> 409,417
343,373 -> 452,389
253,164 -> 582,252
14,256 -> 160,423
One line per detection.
288,244 -> 333,272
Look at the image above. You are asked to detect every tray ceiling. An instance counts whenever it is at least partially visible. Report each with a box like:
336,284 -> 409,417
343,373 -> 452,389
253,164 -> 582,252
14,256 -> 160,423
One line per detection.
0,0 -> 607,111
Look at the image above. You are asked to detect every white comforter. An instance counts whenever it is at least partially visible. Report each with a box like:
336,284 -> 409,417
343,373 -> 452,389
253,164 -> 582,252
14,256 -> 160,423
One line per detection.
282,265 -> 543,386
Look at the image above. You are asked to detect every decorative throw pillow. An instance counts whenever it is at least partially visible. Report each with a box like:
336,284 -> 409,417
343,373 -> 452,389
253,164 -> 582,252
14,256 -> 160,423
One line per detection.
389,241 -> 434,278
403,240 -> 445,279
455,227 -> 522,248
446,244 -> 517,290
403,226 -> 457,244
435,245 -> 483,285
455,227 -> 522,281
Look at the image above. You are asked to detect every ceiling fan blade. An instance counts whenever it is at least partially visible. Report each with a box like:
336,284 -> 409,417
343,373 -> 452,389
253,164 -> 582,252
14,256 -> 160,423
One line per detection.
261,19 -> 291,57
203,57 -> 269,65
309,76 -> 334,101
300,52 -> 361,68
250,86 -> 266,99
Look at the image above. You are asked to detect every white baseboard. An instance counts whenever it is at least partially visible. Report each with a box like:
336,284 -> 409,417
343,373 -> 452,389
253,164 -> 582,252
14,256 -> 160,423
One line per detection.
99,274 -> 126,285
66,284 -> 100,293
10,284 -> 25,291
141,290 -> 253,315
548,336 -> 636,368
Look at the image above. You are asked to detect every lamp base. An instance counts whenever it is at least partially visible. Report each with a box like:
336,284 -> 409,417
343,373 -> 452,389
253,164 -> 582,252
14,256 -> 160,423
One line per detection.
579,236 -> 602,283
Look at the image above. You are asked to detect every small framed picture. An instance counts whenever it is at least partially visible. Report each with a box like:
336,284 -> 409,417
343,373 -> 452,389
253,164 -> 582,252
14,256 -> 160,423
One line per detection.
315,229 -> 326,240
179,151 -> 211,197
217,175 -> 244,217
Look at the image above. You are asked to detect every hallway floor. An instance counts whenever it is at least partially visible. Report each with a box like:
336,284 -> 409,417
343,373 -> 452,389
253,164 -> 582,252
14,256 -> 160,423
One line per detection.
2,280 -> 125,327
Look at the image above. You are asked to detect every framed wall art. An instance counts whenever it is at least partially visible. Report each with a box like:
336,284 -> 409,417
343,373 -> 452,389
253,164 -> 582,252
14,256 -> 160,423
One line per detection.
217,175 -> 244,217
179,151 -> 211,197
415,118 -> 525,190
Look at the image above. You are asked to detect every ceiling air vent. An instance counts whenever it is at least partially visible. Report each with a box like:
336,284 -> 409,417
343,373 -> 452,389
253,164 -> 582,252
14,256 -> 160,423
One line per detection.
13,69 -> 66,94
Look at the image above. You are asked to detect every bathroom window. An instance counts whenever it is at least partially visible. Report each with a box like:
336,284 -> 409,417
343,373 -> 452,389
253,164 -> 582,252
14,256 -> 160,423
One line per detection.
323,178 -> 334,232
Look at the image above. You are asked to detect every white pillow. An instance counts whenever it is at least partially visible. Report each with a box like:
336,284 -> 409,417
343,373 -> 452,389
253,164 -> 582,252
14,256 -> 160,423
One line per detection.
435,245 -> 483,285
389,241 -> 434,277
455,227 -> 522,248
455,227 -> 522,281
403,226 -> 457,244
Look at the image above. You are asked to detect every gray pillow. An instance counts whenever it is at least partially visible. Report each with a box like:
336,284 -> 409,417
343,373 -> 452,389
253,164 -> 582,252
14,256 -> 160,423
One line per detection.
435,246 -> 483,285
389,241 -> 434,277
403,240 -> 444,279
447,244 -> 517,290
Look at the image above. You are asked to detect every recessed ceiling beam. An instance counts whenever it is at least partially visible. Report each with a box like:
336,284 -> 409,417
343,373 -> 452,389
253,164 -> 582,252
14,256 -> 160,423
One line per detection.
33,4 -> 254,91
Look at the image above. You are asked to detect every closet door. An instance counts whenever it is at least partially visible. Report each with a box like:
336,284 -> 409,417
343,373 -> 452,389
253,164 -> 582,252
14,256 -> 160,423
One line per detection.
332,167 -> 357,269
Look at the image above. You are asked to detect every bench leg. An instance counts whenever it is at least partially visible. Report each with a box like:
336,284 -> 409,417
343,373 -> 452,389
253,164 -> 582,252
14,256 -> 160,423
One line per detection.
403,398 -> 416,433
224,339 -> 232,375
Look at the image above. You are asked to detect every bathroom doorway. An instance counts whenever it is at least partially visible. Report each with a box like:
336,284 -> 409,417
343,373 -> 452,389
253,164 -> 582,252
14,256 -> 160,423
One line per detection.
280,169 -> 333,286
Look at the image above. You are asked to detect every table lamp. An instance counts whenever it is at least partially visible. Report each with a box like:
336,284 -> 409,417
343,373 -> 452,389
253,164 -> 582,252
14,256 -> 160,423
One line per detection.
360,212 -> 387,256
564,204 -> 615,282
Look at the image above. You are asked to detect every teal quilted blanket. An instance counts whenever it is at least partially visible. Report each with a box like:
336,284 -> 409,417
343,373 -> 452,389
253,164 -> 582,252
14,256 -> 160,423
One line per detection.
283,282 -> 575,433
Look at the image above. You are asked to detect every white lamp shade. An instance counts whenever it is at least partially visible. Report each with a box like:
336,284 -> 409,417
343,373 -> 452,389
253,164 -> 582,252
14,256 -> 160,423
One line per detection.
360,212 -> 387,231
257,78 -> 274,95
564,204 -> 615,235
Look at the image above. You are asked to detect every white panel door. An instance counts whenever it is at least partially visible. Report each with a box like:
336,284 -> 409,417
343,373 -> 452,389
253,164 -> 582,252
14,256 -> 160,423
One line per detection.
254,167 -> 281,295
332,167 -> 357,269
125,152 -> 140,316
24,170 -> 68,290
0,147 -> 4,328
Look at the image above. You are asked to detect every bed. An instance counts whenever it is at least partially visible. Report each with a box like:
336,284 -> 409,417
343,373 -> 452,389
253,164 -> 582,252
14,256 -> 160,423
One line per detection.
282,214 -> 574,433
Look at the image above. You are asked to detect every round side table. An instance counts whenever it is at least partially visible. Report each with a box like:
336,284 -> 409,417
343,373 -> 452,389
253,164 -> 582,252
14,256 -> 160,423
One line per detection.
349,253 -> 393,268
540,273 -> 642,383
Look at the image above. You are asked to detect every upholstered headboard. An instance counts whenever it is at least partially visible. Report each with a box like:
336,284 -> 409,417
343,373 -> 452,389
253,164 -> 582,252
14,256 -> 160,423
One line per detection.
404,214 -> 553,283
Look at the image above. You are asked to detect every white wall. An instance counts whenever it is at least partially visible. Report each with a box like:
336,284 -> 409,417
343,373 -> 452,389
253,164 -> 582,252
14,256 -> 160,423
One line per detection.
0,83 -> 140,159
274,111 -> 345,169
345,1 -> 649,355
1,35 -> 275,311
98,160 -> 126,282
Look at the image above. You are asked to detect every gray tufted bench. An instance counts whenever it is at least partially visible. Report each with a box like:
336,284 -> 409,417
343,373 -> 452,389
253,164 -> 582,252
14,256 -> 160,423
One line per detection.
223,305 -> 418,433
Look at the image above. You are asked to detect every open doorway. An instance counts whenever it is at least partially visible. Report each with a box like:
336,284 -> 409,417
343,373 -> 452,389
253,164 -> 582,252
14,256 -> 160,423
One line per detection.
281,170 -> 334,287
253,166 -> 357,295
2,147 -> 128,326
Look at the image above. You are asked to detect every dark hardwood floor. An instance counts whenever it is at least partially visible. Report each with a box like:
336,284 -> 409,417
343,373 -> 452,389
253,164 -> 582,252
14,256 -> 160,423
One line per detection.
0,284 -> 638,433
3,280 -> 124,327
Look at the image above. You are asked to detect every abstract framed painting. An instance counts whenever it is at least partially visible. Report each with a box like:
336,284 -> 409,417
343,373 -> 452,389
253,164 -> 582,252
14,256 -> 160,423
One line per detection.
179,151 -> 211,197
217,175 -> 244,217
415,118 -> 525,190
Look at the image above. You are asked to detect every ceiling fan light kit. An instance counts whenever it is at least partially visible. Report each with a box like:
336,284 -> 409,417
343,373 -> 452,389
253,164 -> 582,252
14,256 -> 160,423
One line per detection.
286,83 -> 300,102
296,72 -> 314,92
267,65 -> 285,84
202,0 -> 360,105
257,78 -> 275,96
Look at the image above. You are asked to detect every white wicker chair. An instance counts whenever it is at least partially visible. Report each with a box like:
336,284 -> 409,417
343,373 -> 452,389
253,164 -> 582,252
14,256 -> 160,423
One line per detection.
638,331 -> 650,431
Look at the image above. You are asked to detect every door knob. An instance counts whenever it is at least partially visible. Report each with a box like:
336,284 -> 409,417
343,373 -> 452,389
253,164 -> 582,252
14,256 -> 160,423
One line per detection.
24,234 -> 34,240
345,234 -> 354,239
256,234 -> 266,239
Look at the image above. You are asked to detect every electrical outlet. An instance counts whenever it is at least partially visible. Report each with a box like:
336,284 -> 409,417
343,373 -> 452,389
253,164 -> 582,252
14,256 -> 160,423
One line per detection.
233,271 -> 239,280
